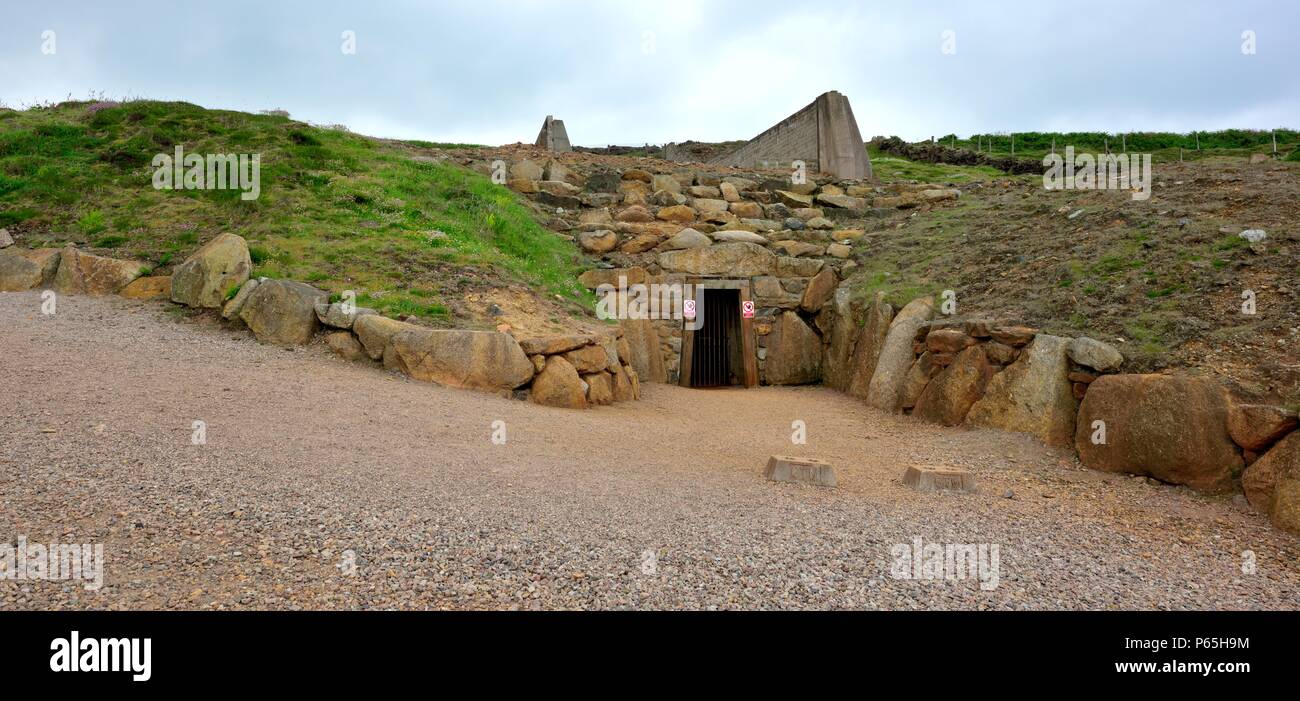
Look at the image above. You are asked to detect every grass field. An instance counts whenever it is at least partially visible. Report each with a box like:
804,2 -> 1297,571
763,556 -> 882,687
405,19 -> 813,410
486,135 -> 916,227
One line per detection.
0,100 -> 592,325
866,146 -> 1007,183
925,129 -> 1299,165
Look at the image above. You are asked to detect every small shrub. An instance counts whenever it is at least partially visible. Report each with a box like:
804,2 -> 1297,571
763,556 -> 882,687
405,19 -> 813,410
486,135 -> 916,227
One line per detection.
77,210 -> 107,235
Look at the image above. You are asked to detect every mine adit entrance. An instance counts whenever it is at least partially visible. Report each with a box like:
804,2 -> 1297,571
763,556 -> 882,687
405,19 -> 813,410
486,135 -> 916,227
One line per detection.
679,280 -> 758,388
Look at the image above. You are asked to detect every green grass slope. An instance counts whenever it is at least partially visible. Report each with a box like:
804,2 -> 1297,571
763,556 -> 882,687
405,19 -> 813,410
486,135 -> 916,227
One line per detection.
866,145 -> 1005,183
0,100 -> 590,325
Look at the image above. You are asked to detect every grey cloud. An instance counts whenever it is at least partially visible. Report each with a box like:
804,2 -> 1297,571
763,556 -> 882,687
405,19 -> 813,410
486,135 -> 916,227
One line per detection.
1,0 -> 1295,144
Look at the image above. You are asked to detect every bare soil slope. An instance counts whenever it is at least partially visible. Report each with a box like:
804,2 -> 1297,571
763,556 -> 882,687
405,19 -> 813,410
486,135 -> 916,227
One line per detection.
848,158 -> 1298,403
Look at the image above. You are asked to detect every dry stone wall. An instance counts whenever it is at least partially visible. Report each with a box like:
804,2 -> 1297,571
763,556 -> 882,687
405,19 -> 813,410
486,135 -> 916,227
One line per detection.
493,148 -> 964,387
819,285 -> 1300,535
0,234 -> 639,410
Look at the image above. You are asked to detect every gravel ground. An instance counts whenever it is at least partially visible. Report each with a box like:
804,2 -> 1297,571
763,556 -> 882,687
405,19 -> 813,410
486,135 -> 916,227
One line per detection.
2,291 -> 1297,610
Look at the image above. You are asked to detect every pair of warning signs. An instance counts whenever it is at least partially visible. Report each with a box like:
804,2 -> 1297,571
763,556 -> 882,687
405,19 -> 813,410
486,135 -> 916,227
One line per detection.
683,299 -> 755,320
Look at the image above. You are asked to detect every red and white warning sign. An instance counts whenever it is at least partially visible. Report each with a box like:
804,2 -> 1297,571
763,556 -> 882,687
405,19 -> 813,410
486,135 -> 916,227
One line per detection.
741,300 -> 755,319
683,298 -> 696,320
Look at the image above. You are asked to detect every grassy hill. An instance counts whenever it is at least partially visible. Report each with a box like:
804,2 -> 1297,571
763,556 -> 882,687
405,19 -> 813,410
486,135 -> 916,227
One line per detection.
0,100 -> 592,326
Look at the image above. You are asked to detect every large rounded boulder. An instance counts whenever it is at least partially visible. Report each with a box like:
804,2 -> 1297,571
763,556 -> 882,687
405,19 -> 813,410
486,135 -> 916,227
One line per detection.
386,327 -> 534,391
170,233 -> 252,308
0,249 -> 60,291
764,311 -> 823,385
1074,374 -> 1244,493
354,314 -> 418,360
530,355 -> 588,409
238,279 -> 328,346
966,334 -> 1077,447
913,344 -> 996,426
53,246 -> 147,295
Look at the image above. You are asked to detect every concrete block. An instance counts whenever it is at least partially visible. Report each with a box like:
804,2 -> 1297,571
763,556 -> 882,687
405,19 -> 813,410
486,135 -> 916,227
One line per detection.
765,455 -> 837,487
901,466 -> 976,493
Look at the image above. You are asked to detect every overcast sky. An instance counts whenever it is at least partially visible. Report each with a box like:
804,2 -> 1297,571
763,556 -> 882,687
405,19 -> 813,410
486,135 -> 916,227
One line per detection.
2,0 -> 1297,146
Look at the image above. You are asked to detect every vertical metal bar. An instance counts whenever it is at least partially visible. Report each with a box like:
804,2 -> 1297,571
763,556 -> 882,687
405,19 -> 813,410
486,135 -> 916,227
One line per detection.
720,296 -> 725,384
718,290 -> 725,386
730,290 -> 736,384
703,295 -> 709,386
721,292 -> 730,385
723,291 -> 730,384
701,290 -> 709,386
705,289 -> 711,386
711,290 -> 718,386
708,290 -> 716,386
712,290 -> 721,386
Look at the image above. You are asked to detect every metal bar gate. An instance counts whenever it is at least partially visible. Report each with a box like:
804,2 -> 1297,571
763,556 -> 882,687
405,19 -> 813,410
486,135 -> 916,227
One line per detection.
689,288 -> 738,387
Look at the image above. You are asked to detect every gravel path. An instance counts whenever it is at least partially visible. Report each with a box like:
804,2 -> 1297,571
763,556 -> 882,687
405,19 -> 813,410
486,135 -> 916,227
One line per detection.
2,291 -> 1297,610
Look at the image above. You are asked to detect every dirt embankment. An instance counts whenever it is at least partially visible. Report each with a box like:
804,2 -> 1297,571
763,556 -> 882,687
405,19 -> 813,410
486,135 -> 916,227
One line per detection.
856,158 -> 1299,403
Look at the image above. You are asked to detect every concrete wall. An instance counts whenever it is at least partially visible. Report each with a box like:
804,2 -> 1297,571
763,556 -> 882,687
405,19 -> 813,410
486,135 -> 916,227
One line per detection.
661,142 -> 694,163
663,140 -> 750,164
707,91 -> 871,180
708,99 -> 822,173
816,91 -> 872,180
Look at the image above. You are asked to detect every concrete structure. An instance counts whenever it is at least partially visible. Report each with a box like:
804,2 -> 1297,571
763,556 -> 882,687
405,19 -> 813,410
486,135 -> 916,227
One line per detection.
764,455 -> 838,488
535,115 -> 571,153
662,140 -> 741,164
708,91 -> 872,180
901,466 -> 977,493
